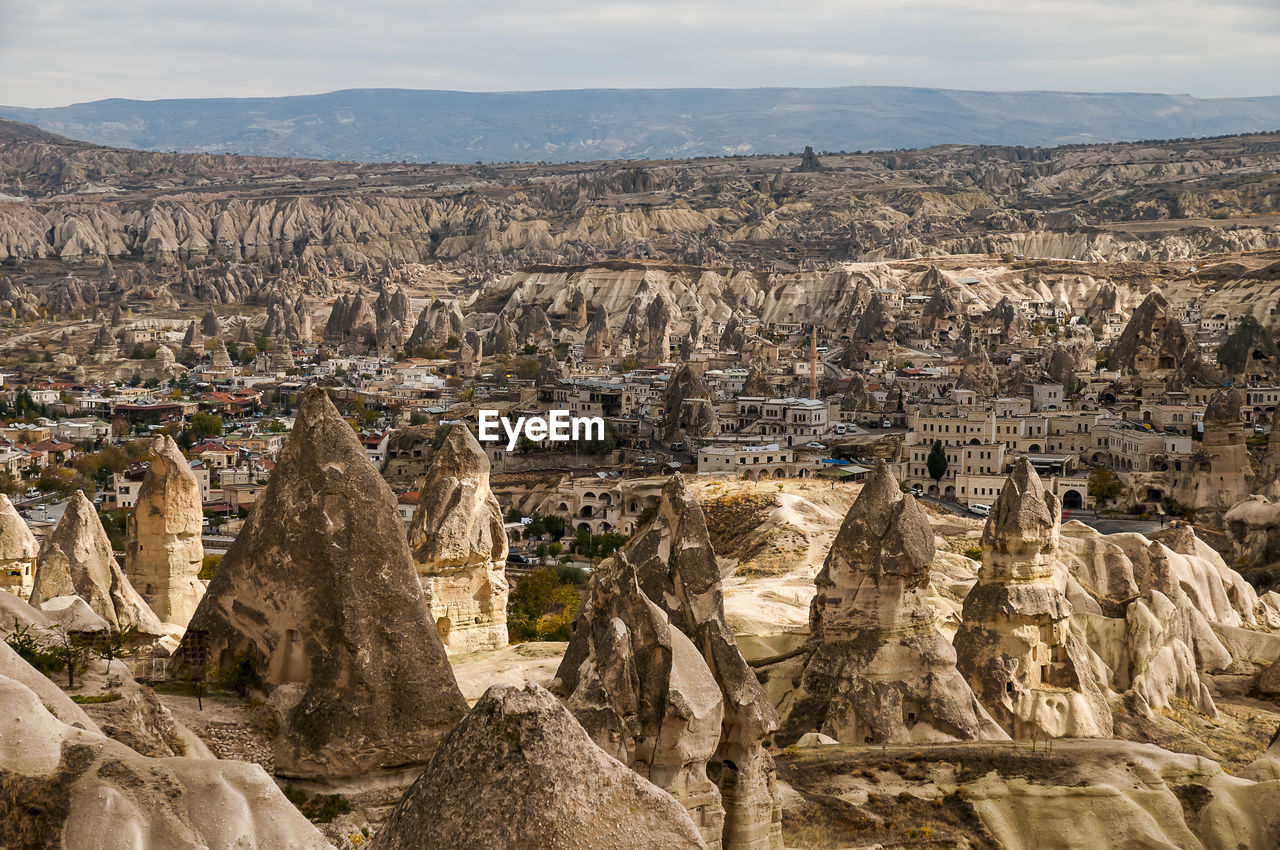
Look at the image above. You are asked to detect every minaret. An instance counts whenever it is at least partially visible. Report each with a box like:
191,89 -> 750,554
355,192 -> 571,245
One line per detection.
809,324 -> 819,399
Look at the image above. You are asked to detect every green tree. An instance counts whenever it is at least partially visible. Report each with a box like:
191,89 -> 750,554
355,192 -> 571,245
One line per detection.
926,440 -> 949,485
189,412 -> 223,439
507,568 -> 581,642
542,514 -> 566,538
1088,467 -> 1123,506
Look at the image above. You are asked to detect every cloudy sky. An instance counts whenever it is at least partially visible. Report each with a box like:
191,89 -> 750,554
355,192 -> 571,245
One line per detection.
2,0 -> 1277,107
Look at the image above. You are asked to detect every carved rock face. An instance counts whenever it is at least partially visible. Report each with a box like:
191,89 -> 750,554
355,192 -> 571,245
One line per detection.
956,459 -> 1114,740
621,474 -> 784,850
553,554 -> 725,848
981,456 -> 1061,583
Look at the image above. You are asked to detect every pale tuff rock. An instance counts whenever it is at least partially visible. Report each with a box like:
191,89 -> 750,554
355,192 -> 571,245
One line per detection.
517,303 -> 554,348
981,296 -> 1027,344
267,339 -> 296,372
954,458 -> 1114,739
30,490 -> 164,636
624,474 -> 784,850
92,321 -> 118,360
1218,314 -> 1280,380
180,319 -> 202,354
408,297 -> 464,350
552,554 -> 727,848
0,494 -> 38,597
741,367 -> 771,398
210,339 -> 234,372
663,363 -> 719,445
1227,495 -> 1280,571
125,434 -> 205,628
323,291 -> 377,349
1122,590 -> 1218,716
0,669 -> 328,849
199,307 -> 220,337
175,387 -> 467,779
408,424 -> 510,654
0,640 -> 99,731
1171,388 -> 1253,514
584,304 -> 614,358
840,373 -> 876,412
1110,291 -> 1193,378
957,345 -> 999,398
786,462 -> 1006,746
376,683 -> 707,850
1064,520 -> 1250,688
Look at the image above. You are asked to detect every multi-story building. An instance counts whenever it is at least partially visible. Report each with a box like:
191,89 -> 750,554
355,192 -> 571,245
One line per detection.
697,443 -> 796,479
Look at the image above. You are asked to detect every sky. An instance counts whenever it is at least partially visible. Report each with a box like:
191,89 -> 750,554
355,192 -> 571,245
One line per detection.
1,0 -> 1278,107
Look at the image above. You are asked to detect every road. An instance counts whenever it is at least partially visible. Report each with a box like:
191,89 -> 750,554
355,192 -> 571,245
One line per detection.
920,498 -> 1163,535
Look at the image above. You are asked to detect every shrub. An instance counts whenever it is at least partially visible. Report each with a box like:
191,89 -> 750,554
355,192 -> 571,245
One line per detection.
200,554 -> 223,580
4,621 -> 64,676
963,546 -> 983,561
283,786 -> 354,823
211,647 -> 263,698
508,568 -> 581,642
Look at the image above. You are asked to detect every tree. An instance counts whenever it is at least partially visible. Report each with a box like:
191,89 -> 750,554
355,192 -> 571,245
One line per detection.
926,440 -> 949,485
507,568 -> 581,642
1088,467 -> 1123,506
92,626 -> 137,673
542,514 -> 566,538
190,412 -> 223,439
47,627 -> 94,688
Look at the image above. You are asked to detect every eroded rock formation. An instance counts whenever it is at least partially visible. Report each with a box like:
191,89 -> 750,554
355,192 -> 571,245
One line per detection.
0,494 -> 38,597
1172,388 -> 1253,515
30,491 -> 163,635
125,434 -> 205,627
786,461 -> 1007,745
408,424 -> 509,654
954,458 -> 1114,739
175,387 -> 467,779
624,474 -> 784,850
376,682 -> 707,850
663,364 -> 718,445
553,554 -> 726,847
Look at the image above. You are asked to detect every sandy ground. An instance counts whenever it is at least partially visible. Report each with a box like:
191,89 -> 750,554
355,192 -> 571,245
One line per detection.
689,476 -> 984,636
449,640 -> 566,704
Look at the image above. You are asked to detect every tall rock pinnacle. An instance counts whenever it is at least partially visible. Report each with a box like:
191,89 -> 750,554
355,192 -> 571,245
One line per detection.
408,424 -> 510,654
125,434 -> 205,627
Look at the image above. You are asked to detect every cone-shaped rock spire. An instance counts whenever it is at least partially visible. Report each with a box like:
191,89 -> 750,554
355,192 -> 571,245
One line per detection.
175,387 -> 468,779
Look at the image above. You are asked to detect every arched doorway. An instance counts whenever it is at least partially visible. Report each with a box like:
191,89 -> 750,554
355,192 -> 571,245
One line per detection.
1062,489 -> 1083,510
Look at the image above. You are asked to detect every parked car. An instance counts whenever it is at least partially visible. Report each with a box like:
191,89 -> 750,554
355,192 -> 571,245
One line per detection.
882,419 -> 893,429
804,442 -> 826,450
670,441 -> 686,452
910,484 -> 924,497
969,503 -> 991,517
506,553 -> 531,565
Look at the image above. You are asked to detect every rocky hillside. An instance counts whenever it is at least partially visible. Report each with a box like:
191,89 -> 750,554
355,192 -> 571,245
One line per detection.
1,120 -> 1279,273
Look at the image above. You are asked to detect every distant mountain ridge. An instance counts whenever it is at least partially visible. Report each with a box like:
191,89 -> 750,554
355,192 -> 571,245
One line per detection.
3,86 -> 1280,164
